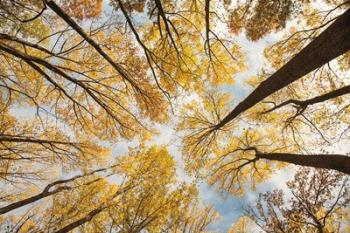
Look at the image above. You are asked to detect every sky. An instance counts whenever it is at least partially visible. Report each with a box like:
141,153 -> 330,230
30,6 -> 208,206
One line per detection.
7,1 -> 347,232
93,1 -> 293,232
199,33 -> 288,231
99,25 -> 291,231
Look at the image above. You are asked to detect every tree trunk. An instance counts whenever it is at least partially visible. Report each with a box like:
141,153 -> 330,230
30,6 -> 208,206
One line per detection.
304,84 -> 350,105
215,8 -> 350,130
53,186 -> 133,233
54,207 -> 104,233
257,152 -> 350,175
0,168 -> 108,215
0,188 -> 64,215
264,84 -> 350,113
44,0 -> 140,92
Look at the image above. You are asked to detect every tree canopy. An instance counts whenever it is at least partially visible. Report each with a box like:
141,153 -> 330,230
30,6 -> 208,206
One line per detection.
231,168 -> 350,232
0,0 -> 349,232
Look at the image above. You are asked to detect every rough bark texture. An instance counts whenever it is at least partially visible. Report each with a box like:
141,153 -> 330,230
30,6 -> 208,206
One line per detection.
257,153 -> 350,175
216,8 -> 350,129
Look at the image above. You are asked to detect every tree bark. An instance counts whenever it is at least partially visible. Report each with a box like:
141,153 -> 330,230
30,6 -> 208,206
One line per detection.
303,84 -> 350,106
0,134 -> 78,146
0,188 -> 66,215
264,84 -> 350,113
54,207 -> 104,233
215,8 -> 350,130
0,167 -> 111,215
257,152 -> 350,175
53,184 -> 135,233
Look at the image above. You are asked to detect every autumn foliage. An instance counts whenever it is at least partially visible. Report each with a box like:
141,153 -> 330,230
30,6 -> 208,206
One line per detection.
0,0 -> 349,232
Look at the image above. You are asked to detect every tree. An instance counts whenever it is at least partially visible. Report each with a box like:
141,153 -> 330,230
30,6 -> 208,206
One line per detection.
0,0 -> 246,226
1,0 -> 350,232
215,7 -> 350,131
228,216 -> 255,233
241,168 -> 350,233
0,1 -> 231,231
60,0 -> 103,20
0,165 -> 114,215
178,2 -> 350,194
0,146 -> 217,233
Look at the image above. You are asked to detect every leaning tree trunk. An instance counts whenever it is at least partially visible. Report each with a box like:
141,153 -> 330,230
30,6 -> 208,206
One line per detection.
53,185 -> 134,233
263,84 -> 350,113
44,0 -> 140,92
257,152 -> 350,175
0,187 -> 67,215
54,207 -> 105,233
215,8 -> 350,130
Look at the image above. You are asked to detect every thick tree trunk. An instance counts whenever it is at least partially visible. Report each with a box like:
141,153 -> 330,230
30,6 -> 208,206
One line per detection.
215,8 -> 350,130
257,152 -> 350,175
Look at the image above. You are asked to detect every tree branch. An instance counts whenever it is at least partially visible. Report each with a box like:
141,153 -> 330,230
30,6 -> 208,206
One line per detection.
44,0 -> 142,93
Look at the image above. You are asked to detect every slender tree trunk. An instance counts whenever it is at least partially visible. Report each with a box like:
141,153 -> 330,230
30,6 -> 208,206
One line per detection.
0,168 -> 109,215
257,152 -> 350,175
215,8 -> 350,130
54,207 -> 104,233
44,0 -> 140,92
303,84 -> 350,105
0,134 -> 78,146
264,84 -> 350,113
53,185 -> 134,233
0,188 -> 65,215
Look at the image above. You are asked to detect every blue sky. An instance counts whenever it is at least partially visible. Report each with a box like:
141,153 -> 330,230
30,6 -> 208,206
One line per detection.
98,1 -> 288,231
188,32 -> 295,231
5,1 -> 318,232
103,29 -> 289,229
